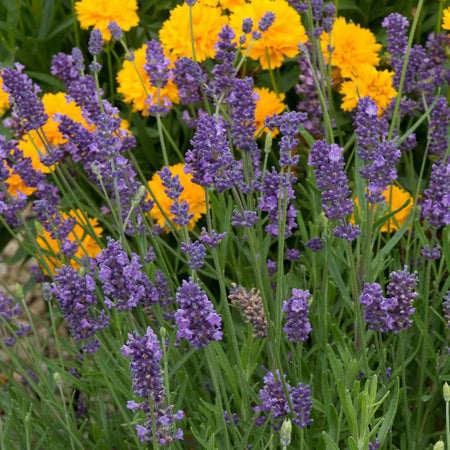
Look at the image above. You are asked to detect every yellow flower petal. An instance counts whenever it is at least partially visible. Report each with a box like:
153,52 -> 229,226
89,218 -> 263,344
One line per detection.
147,163 -> 206,232
228,0 -> 307,69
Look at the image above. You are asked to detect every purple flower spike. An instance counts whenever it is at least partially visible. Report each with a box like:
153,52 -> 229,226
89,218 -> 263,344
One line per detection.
97,238 -> 158,311
265,111 -> 306,167
282,289 -> 311,343
422,245 -> 441,260
386,268 -> 418,333
0,292 -> 31,347
144,39 -> 170,89
88,29 -> 103,56
258,12 -> 275,32
253,370 -> 291,427
360,267 -> 418,333
421,158 -> 450,228
198,227 -> 226,249
121,327 -> 184,444
291,383 -> 313,428
51,265 -> 109,349
108,21 -> 123,40
0,63 -> 48,131
428,96 -> 450,158
180,239 -> 207,270
305,237 -> 323,252
122,327 -> 164,399
242,18 -> 253,34
258,167 -> 297,238
173,57 -> 205,105
309,140 -> 354,220
185,114 -> 239,193
174,278 -> 223,349
253,370 -> 313,430
309,140 -> 360,240
382,13 -> 409,57
231,209 -> 259,227
354,97 -> 401,203
360,282 -> 396,333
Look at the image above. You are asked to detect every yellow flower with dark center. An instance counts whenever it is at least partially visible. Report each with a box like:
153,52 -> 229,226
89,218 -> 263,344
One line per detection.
159,2 -> 227,62
443,7 -> 450,31
228,0 -> 307,69
116,45 -> 179,116
36,210 -> 103,273
147,163 -> 206,232
340,65 -> 397,113
320,17 -> 381,78
352,185 -> 413,232
75,0 -> 139,40
254,87 -> 286,136
0,76 -> 10,115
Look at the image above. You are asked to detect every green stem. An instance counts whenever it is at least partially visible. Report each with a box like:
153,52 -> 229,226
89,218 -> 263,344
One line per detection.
388,0 -> 425,140
205,345 -> 231,449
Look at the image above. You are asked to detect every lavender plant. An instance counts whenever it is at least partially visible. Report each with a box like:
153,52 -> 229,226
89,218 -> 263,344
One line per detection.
0,0 -> 450,448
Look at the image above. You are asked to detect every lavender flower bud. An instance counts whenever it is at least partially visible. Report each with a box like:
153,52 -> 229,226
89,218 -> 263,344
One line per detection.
51,265 -> 109,348
258,12 -> 275,32
108,21 -> 123,40
175,278 -> 223,349
282,289 -> 311,343
0,63 -> 48,131
144,39 -> 170,89
121,327 -> 184,444
360,268 -> 418,333
242,18 -> 253,34
180,239 -> 206,270
88,29 -> 103,56
305,237 -> 323,252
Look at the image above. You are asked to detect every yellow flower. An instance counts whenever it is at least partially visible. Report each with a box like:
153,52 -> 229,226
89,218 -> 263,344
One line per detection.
219,0 -> 248,9
6,92 -> 92,197
352,185 -> 413,232
147,163 -> 206,232
443,7 -> 450,31
254,87 -> 286,136
229,0 -> 307,69
116,45 -> 179,116
74,0 -> 139,40
159,2 -> 227,62
36,210 -> 103,273
4,171 -> 36,198
198,0 -> 247,7
340,65 -> 397,113
321,17 -> 381,78
0,76 -> 10,115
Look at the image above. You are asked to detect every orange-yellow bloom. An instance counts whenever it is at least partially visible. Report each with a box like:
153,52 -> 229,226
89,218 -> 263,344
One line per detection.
340,65 -> 397,113
0,76 -> 9,115
254,87 -> 286,136
75,0 -> 139,40
6,93 -> 92,197
36,210 -> 103,273
321,17 -> 381,78
443,7 -> 450,31
219,0 -> 248,9
147,163 -> 206,232
159,2 -> 227,62
116,45 -> 179,116
229,0 -> 307,69
352,185 -> 413,232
